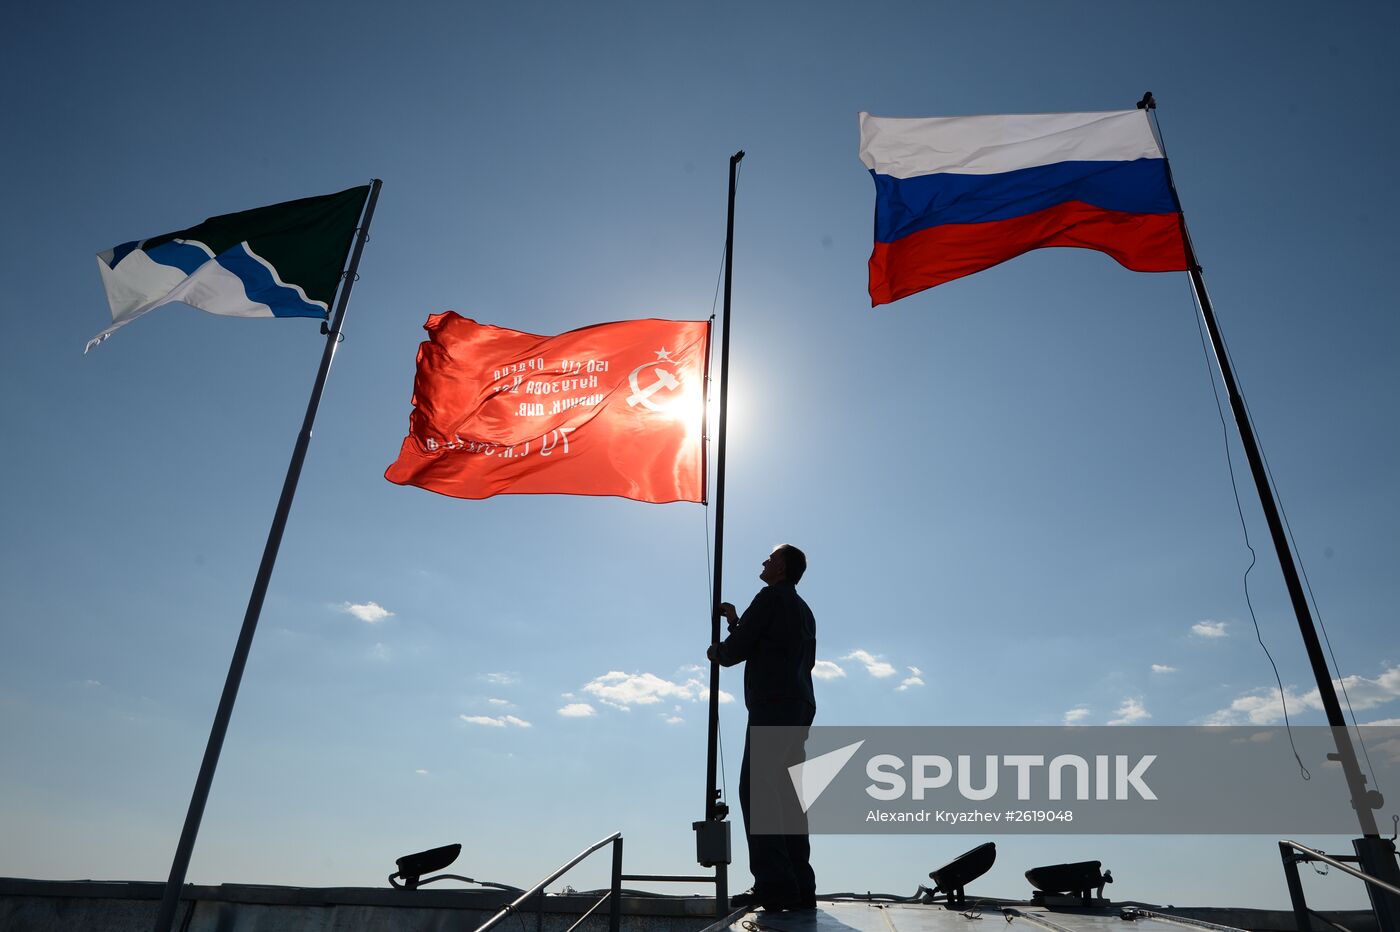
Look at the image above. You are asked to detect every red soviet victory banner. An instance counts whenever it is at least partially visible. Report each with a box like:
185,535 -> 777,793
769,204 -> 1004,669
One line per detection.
385,312 -> 710,503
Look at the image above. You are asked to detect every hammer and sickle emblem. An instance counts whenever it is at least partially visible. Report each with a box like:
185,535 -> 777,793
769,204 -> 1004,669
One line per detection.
627,349 -> 683,412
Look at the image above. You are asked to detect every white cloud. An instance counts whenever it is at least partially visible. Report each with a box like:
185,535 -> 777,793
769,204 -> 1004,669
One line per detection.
370,642 -> 391,661
1108,698 -> 1150,725
812,660 -> 846,681
1191,620 -> 1228,639
415,769 -> 429,776
908,666 -> 923,677
460,714 -> 531,728
1339,666 -> 1400,708
1364,718 -> 1400,727
1151,664 -> 1177,674
1203,688 -> 1302,725
339,601 -> 394,624
843,649 -> 898,678
896,676 -> 925,691
1367,732 -> 1400,767
558,703 -> 597,718
83,679 -> 101,688
488,698 -> 512,707
665,716 -> 685,725
482,672 -> 519,686
584,672 -> 689,706
1063,707 -> 1092,725
678,664 -> 706,674
581,671 -> 733,710
1228,731 -> 1276,745
1206,666 -> 1400,725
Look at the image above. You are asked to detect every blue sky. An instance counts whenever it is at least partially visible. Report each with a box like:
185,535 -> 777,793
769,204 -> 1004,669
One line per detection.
3,0 -> 1398,912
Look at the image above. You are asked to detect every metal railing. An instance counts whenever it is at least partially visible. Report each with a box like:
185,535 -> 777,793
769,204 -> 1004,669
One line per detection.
1117,908 -> 1247,931
473,833 -> 624,932
470,831 -> 729,932
1278,838 -> 1400,932
998,908 -> 1078,932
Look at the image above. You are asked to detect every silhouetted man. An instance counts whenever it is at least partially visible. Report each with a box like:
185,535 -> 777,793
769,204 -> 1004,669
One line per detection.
707,544 -> 816,912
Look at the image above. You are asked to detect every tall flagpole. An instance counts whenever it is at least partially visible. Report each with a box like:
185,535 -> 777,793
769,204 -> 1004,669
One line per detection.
1143,91 -> 1400,926
697,150 -> 743,909
151,179 -> 383,932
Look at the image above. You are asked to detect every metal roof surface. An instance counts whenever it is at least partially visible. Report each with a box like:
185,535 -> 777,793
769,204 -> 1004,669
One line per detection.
716,901 -> 1240,932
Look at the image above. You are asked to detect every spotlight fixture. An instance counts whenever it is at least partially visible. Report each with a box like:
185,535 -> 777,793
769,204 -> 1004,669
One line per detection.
928,842 -> 996,908
390,843 -> 462,890
1024,860 -> 1112,905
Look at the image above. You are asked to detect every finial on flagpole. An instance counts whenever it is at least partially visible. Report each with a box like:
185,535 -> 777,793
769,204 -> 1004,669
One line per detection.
1137,91 -> 1156,110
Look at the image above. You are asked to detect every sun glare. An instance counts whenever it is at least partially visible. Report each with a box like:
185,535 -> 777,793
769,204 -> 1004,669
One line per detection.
659,379 -> 707,443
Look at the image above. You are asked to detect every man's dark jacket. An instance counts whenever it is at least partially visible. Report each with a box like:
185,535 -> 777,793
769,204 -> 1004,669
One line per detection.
715,582 -> 816,713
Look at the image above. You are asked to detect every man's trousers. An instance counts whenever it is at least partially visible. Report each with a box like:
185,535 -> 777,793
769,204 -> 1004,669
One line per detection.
737,699 -> 817,901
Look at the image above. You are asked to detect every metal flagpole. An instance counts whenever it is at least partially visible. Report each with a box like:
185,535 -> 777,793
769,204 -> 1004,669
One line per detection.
695,150 -> 743,913
1142,90 -> 1400,927
151,179 -> 383,932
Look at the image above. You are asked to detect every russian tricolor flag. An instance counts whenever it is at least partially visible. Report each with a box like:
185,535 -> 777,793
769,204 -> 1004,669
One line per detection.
859,109 -> 1189,306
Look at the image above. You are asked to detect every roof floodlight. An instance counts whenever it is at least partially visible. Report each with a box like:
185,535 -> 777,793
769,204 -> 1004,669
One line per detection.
390,843 -> 462,890
928,842 -> 996,909
1025,860 -> 1113,906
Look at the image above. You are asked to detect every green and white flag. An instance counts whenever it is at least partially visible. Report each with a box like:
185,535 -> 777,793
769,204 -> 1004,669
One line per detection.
89,185 -> 369,352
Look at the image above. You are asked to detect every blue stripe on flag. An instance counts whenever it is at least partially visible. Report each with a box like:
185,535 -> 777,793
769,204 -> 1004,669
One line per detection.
144,239 -> 215,275
217,244 -> 328,319
107,241 -> 139,268
872,158 -> 1177,244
